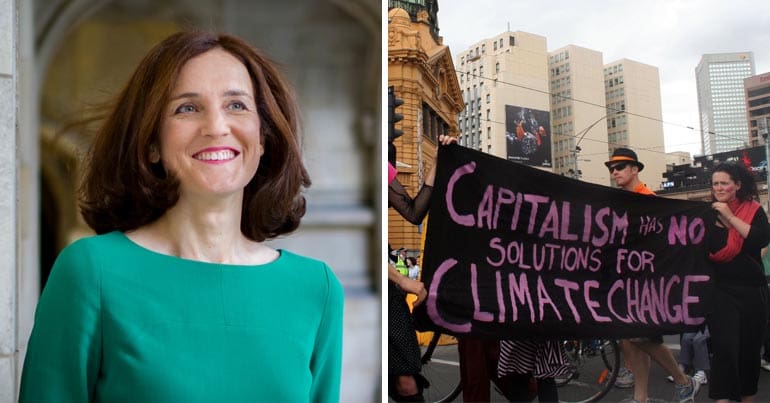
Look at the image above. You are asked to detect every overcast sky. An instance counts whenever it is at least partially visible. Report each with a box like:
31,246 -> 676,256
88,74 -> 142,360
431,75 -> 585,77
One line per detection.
436,0 -> 770,157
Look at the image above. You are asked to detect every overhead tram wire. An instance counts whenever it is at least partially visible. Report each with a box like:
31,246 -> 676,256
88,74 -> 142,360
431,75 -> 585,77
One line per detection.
458,70 -> 751,147
468,115 -> 703,158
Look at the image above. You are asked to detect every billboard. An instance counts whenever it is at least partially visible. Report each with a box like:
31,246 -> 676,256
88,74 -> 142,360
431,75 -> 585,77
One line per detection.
505,105 -> 552,167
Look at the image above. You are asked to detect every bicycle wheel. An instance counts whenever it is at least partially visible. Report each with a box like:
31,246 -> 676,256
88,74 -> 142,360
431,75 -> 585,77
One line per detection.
420,332 -> 462,403
557,339 -> 620,403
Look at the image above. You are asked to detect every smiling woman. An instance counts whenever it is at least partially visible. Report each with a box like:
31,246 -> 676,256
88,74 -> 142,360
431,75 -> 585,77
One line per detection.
18,31 -> 343,403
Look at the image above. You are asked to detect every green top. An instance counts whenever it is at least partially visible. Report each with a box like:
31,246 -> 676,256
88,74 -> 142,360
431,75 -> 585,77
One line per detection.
20,231 -> 344,402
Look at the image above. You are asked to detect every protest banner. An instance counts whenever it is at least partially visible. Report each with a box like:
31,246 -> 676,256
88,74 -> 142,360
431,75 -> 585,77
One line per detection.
412,144 -> 715,339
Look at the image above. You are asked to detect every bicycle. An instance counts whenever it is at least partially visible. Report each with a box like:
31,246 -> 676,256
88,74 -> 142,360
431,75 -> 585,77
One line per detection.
420,332 -> 462,403
555,339 -> 620,403
419,333 -> 619,403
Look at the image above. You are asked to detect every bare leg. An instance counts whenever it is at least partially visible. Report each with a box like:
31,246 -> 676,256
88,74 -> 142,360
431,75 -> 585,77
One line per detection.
629,342 -> 651,402
396,375 -> 418,396
634,342 -> 689,385
620,339 -> 634,370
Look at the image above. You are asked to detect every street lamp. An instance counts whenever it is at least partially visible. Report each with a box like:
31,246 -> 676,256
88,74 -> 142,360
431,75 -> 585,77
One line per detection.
762,116 -> 770,211
571,110 -> 622,179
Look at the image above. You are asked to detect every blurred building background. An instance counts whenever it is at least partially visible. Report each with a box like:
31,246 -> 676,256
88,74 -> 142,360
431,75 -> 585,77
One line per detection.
0,1 -> 381,401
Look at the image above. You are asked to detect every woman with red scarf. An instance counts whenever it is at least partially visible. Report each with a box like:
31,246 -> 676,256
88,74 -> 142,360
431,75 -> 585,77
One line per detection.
707,162 -> 770,403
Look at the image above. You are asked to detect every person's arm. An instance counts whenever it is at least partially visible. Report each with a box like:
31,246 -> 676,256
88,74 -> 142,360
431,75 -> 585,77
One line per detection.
713,201 -> 753,238
388,264 -> 427,306
388,179 -> 433,224
309,264 -> 344,403
19,240 -> 102,403
744,206 -> 770,251
388,135 -> 458,224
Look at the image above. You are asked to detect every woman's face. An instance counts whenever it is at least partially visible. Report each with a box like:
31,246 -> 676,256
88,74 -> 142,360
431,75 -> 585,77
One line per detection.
159,48 -> 262,200
712,171 -> 740,203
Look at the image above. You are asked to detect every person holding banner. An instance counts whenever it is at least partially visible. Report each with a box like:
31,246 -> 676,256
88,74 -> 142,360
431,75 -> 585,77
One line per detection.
391,135 -> 515,402
605,148 -> 700,403
706,162 -> 770,403
387,135 -> 455,401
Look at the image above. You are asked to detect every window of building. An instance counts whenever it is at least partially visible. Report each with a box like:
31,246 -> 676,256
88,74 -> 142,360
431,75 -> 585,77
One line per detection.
486,109 -> 490,120
482,44 -> 486,54
500,38 -> 503,48
486,94 -> 490,103
487,126 -> 491,139
422,103 -> 449,144
509,36 -> 515,46
479,66 -> 484,77
493,41 -> 497,51
496,62 -> 500,73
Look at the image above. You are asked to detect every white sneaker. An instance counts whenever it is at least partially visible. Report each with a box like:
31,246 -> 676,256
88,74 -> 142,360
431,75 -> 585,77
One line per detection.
676,375 -> 700,403
762,359 -> 770,372
693,370 -> 708,385
614,367 -> 635,388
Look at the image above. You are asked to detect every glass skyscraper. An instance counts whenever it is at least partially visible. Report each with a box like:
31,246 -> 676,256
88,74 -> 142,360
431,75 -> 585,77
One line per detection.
695,52 -> 756,155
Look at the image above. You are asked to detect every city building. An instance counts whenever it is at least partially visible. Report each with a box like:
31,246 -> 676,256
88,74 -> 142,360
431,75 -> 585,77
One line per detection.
745,71 -> 770,146
695,52 -> 756,154
604,59 -> 666,189
455,31 -> 549,167
550,45 -> 608,184
660,146 -> 769,209
666,151 -> 693,166
454,30 -> 666,188
387,2 -> 463,253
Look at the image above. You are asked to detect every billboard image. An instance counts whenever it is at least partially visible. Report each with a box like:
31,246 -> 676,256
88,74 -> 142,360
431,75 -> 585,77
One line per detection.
505,105 -> 552,167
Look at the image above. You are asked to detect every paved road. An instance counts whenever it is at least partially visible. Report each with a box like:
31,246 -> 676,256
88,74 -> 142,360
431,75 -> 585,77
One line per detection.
404,335 -> 770,402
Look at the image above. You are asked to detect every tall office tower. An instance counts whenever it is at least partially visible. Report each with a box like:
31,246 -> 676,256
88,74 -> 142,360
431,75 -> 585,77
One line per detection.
455,31 -> 550,168
604,59 -> 666,189
549,45 -> 608,184
696,52 -> 755,154
745,72 -> 770,147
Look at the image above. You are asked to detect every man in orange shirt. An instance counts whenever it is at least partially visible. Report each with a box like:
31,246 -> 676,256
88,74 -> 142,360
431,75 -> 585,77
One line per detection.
606,147 -> 655,195
605,148 -> 700,403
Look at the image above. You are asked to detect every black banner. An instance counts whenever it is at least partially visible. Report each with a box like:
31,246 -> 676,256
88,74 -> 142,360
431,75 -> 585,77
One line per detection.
413,145 -> 715,339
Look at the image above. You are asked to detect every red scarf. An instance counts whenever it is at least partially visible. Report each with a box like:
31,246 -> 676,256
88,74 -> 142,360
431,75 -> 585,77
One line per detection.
708,199 -> 760,263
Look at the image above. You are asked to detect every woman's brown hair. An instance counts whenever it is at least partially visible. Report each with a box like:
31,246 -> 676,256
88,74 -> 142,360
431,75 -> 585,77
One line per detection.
79,31 -> 310,242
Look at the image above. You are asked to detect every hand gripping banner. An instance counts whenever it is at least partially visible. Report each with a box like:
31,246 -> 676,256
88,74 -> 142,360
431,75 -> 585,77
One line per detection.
412,145 -> 715,339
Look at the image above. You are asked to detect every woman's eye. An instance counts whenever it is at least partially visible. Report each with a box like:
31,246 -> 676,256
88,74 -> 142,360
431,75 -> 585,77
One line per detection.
229,101 -> 247,111
174,104 -> 196,114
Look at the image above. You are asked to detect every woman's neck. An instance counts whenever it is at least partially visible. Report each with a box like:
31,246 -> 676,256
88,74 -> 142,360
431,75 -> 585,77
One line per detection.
128,196 -> 276,265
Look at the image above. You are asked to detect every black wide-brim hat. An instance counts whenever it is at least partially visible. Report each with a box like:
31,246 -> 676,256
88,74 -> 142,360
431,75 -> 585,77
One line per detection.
604,147 -> 644,171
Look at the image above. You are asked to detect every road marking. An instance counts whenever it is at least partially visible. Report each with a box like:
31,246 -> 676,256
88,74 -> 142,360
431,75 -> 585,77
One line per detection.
431,358 -> 460,366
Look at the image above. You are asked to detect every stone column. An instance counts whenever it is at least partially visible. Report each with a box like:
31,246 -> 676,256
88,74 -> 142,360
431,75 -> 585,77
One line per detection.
0,0 -> 18,401
16,0 -> 40,397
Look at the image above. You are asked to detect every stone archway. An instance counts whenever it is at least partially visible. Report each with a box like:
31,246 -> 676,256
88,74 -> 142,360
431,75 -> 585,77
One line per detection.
23,0 -> 381,401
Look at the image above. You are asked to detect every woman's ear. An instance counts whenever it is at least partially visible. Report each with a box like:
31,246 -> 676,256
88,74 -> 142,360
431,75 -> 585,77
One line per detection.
149,145 -> 160,163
